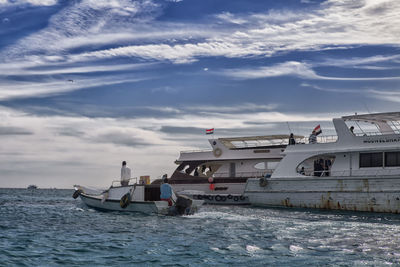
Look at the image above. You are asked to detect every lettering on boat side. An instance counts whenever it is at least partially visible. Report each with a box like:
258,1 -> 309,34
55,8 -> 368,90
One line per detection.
363,138 -> 400,144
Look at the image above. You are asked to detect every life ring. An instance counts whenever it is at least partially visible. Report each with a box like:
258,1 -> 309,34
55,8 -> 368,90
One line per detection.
72,189 -> 83,199
213,148 -> 222,158
240,196 -> 246,201
215,195 -> 222,201
233,196 -> 239,202
208,177 -> 214,183
259,178 -> 268,187
221,196 -> 227,201
227,194 -> 233,199
120,193 -> 131,208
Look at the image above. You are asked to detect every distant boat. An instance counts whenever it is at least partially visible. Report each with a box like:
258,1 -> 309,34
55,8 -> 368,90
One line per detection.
27,185 -> 37,189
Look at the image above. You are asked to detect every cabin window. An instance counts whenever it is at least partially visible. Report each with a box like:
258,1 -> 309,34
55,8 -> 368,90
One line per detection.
385,152 -> 400,167
254,162 -> 266,170
359,152 -> 383,168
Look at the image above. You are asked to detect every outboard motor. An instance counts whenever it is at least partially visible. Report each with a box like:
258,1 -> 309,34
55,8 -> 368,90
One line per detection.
170,195 -> 193,215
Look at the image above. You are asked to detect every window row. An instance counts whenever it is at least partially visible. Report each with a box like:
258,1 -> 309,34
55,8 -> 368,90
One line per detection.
359,152 -> 400,168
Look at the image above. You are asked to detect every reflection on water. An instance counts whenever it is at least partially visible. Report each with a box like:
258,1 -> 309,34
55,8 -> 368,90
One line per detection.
1,188 -> 400,266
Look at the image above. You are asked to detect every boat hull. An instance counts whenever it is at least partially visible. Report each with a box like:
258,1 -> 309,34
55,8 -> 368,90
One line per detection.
172,183 -> 250,205
245,176 -> 400,213
79,193 -> 203,215
80,193 -> 162,214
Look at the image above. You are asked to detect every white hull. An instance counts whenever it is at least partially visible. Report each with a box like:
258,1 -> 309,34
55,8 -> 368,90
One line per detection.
80,193 -> 163,214
75,184 -> 203,215
245,176 -> 400,213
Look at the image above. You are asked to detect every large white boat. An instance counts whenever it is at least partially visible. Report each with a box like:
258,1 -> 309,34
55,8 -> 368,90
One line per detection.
244,112 -> 400,213
156,135 -> 301,204
73,179 -> 203,215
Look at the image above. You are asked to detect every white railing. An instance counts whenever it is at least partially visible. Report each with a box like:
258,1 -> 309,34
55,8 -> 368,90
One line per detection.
181,149 -> 213,154
212,170 -> 273,178
111,177 -> 138,187
229,140 -> 288,148
302,168 -> 400,178
354,130 -> 400,136
293,135 -> 338,145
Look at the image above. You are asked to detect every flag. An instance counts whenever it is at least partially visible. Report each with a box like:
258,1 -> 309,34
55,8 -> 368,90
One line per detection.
206,128 -> 214,135
313,124 -> 322,136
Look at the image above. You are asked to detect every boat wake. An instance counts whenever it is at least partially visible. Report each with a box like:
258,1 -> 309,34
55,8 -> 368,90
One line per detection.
187,210 -> 254,222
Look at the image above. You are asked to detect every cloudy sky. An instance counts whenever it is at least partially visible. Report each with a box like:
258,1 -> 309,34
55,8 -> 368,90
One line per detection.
0,0 -> 399,188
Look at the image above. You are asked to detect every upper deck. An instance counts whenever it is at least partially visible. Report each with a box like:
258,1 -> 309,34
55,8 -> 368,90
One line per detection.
177,134 -> 303,162
287,112 -> 400,147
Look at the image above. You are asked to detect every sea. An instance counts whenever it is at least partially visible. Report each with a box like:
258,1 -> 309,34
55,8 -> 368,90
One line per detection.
1,188 -> 400,266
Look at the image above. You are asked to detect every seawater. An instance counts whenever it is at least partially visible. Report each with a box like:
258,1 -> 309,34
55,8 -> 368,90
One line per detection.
1,189 -> 400,266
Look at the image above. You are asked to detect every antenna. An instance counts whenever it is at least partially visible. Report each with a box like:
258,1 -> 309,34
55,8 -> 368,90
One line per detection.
362,101 -> 371,114
286,121 -> 292,134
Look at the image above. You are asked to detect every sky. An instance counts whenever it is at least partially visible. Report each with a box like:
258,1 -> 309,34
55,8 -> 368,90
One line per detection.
0,0 -> 400,188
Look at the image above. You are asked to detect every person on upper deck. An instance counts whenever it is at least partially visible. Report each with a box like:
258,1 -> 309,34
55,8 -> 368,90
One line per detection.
349,126 -> 355,135
309,130 -> 317,144
120,161 -> 131,186
160,174 -> 173,206
289,133 -> 296,145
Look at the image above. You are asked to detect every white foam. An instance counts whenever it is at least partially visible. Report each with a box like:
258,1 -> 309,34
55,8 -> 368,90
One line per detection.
246,245 -> 261,253
289,245 -> 303,252
187,211 -> 253,222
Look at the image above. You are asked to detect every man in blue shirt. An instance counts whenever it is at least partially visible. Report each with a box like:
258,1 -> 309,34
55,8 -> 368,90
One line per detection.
160,174 -> 173,206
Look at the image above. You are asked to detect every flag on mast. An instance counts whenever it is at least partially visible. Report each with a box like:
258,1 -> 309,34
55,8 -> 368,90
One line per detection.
313,125 -> 322,136
206,128 -> 214,135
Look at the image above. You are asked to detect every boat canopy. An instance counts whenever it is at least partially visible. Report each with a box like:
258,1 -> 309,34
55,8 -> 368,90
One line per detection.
342,112 -> 400,135
219,134 -> 304,149
342,112 -> 400,123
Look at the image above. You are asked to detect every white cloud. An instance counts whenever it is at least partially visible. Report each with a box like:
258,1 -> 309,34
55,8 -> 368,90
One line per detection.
222,60 -> 400,80
186,103 -> 279,113
0,0 -> 57,6
0,74 -> 148,100
0,0 -> 398,101
55,0 -> 399,64
3,0 -> 400,66
216,12 -> 247,24
301,83 -> 400,103
222,61 -> 318,79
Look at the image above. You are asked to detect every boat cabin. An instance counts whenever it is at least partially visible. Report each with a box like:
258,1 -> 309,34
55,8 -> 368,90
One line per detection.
274,112 -> 400,178
168,135 -> 303,184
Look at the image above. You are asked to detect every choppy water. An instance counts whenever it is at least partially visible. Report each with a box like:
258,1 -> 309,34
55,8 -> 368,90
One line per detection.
1,189 -> 400,266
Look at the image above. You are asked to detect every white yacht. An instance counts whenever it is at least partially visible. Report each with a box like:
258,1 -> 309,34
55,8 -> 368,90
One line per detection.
156,135 -> 302,204
244,112 -> 400,213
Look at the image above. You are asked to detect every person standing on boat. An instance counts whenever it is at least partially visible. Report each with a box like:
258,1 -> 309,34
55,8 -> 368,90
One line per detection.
309,130 -> 317,144
349,126 -> 355,135
120,161 -> 131,186
289,133 -> 296,145
160,174 -> 173,206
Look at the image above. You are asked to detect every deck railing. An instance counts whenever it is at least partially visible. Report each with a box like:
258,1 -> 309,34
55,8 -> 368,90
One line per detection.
301,168 -> 400,178
180,149 -> 213,154
293,135 -> 338,145
212,170 -> 273,178
111,177 -> 138,187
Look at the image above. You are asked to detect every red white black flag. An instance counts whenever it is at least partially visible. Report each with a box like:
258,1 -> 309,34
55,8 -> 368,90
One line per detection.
206,128 -> 214,135
313,124 -> 322,136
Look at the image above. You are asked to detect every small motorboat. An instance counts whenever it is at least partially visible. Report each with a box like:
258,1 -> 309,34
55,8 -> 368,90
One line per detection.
27,185 -> 37,190
73,178 -> 203,216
